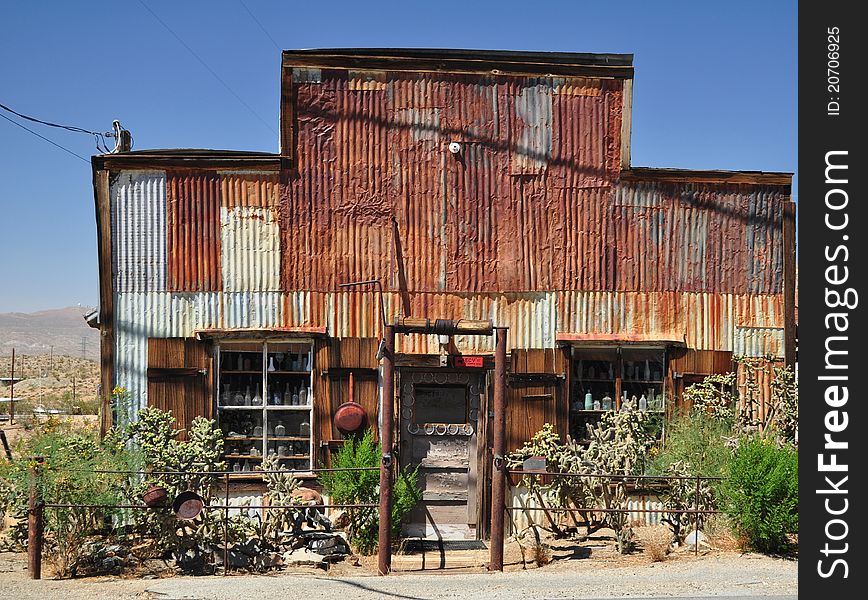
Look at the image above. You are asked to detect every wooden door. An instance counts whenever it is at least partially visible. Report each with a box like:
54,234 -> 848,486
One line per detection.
400,371 -> 483,540
147,337 -> 213,439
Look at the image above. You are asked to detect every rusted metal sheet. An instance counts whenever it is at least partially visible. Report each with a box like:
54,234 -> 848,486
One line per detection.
613,181 -> 788,294
219,171 -> 279,208
167,171 -> 222,292
736,358 -> 785,426
557,292 -> 785,352
223,292 -> 285,328
110,171 -> 167,292
283,71 -> 624,293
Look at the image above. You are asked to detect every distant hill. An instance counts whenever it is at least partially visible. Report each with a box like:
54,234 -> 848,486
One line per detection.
0,306 -> 99,359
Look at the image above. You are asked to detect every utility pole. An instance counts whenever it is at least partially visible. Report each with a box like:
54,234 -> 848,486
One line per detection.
10,348 -> 15,424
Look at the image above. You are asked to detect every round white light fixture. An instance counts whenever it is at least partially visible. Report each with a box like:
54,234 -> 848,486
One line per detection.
448,141 -> 462,155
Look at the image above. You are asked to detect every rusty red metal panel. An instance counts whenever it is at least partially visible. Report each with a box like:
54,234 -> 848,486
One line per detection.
166,171 -> 222,292
612,180 -> 787,294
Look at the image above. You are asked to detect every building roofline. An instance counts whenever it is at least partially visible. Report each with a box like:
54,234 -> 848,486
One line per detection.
92,149 -> 280,171
621,167 -> 793,186
282,47 -> 634,79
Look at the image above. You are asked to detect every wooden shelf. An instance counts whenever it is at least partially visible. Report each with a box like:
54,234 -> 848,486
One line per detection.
266,370 -> 312,376
220,370 -> 264,375
276,455 -> 310,460
265,405 -> 312,410
267,436 -> 308,441
219,405 -> 265,410
225,454 -> 264,460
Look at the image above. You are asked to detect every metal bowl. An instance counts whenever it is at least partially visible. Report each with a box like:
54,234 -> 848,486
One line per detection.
172,490 -> 204,520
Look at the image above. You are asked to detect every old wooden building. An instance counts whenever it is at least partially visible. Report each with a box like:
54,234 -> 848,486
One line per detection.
91,48 -> 795,541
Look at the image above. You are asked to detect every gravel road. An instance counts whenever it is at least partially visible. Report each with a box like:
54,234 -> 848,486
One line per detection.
0,552 -> 796,600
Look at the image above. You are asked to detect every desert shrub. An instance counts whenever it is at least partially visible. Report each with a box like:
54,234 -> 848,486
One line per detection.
507,416 -> 658,553
643,526 -> 672,562
318,430 -> 421,555
720,437 -> 797,553
107,405 -> 226,569
0,417 -> 134,577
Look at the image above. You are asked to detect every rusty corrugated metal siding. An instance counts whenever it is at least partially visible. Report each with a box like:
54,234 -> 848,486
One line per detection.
167,171 -> 222,292
283,70 -> 625,293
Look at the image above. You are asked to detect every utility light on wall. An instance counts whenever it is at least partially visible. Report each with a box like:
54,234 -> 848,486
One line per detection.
448,141 -> 462,155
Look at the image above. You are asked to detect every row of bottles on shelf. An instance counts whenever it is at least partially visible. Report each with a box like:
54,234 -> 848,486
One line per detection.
220,381 -> 310,406
576,359 -> 662,381
223,351 -> 311,372
224,419 -> 311,438
573,390 -> 663,412
228,455 -> 309,473
227,440 -> 309,458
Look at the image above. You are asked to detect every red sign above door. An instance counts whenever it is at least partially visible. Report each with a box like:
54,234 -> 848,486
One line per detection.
454,356 -> 484,368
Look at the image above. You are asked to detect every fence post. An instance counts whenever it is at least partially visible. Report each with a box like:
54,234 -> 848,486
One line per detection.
378,324 -> 395,576
694,474 -> 700,557
28,456 -> 44,579
489,327 -> 507,571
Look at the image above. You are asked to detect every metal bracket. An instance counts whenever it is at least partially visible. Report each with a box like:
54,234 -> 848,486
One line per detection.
382,453 -> 393,468
493,454 -> 504,470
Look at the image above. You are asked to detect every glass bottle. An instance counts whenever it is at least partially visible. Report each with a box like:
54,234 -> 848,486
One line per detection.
601,393 -> 612,411
244,385 -> 251,406
584,391 -> 593,411
639,394 -> 648,411
284,382 -> 292,405
299,386 -> 308,406
252,385 -> 262,406
592,398 -> 601,410
267,356 -> 276,372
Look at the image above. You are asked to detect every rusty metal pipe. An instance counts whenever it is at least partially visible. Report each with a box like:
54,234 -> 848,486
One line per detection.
28,456 -> 44,580
489,327 -> 507,571
392,317 -> 492,336
378,324 -> 395,576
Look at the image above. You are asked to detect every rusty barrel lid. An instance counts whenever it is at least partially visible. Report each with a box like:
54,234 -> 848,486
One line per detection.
334,400 -> 366,434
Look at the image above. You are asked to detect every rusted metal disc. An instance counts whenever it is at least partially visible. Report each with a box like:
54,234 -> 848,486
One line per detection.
172,491 -> 204,520
334,401 -> 365,434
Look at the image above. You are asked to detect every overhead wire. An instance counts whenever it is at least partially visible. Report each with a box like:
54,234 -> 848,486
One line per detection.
0,112 -> 89,163
238,0 -> 282,51
137,0 -> 278,136
0,101 -> 114,153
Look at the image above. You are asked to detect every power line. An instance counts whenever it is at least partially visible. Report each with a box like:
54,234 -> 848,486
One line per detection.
137,0 -> 277,136
0,101 -> 113,153
0,112 -> 89,163
239,0 -> 282,51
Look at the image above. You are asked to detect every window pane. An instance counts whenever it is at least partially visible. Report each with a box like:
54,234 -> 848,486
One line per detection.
414,385 -> 467,424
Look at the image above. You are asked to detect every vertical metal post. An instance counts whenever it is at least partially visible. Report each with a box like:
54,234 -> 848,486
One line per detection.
28,456 -> 44,579
10,348 -> 15,424
694,474 -> 700,556
378,324 -> 395,576
489,327 -> 507,571
224,471 -> 230,575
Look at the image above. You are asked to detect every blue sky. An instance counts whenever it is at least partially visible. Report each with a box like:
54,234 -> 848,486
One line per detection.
0,0 -> 796,313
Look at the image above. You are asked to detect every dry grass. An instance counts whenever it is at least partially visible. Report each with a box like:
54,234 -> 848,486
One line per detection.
532,542 -> 552,567
642,526 -> 672,563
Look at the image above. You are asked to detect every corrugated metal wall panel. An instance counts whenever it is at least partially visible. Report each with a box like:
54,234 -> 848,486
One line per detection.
219,171 -> 279,208
556,292 -> 785,352
223,292 -> 285,328
734,326 -> 785,358
220,206 -> 281,291
167,171 -> 222,292
114,292 -> 222,418
111,171 -> 167,292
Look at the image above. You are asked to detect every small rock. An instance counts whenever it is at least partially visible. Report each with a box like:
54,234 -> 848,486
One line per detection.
683,530 -> 709,549
282,548 -> 326,568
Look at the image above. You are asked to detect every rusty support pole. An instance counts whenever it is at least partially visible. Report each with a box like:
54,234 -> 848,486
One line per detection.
378,324 -> 395,576
489,327 -> 507,571
28,456 -> 44,579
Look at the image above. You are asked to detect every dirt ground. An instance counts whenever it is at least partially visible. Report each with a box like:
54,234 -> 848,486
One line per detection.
0,526 -> 797,599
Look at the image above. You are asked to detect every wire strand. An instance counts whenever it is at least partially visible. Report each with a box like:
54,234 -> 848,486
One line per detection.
238,0 -> 282,51
0,112 -> 89,163
0,101 -> 103,136
138,0 -> 277,136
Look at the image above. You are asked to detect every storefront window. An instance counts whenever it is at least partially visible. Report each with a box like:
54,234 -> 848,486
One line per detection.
570,346 -> 666,443
216,340 -> 313,474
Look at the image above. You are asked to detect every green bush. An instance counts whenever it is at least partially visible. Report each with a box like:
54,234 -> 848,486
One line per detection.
721,437 -> 797,553
649,411 -> 732,479
319,430 -> 421,555
0,417 -> 134,577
